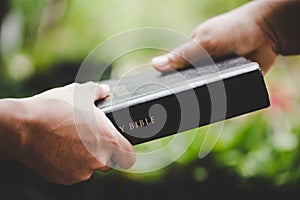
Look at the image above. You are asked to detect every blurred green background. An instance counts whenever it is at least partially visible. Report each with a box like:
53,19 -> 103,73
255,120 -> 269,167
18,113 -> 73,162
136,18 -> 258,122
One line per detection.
1,0 -> 300,199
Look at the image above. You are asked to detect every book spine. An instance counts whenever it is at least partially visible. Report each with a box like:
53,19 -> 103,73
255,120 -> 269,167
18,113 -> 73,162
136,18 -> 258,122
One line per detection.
104,70 -> 270,145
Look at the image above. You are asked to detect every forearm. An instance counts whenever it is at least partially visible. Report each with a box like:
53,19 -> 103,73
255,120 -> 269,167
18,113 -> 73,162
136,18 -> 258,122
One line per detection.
254,0 -> 300,55
0,99 -> 29,161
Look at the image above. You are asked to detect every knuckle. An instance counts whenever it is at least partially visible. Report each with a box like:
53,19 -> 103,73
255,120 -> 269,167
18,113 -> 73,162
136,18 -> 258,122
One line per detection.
84,81 -> 95,87
82,173 -> 93,181
73,172 -> 92,183
109,134 -> 121,148
98,165 -> 112,172
65,82 -> 80,93
103,129 -> 121,148
122,140 -> 135,154
176,49 -> 188,61
168,52 -> 186,67
91,159 -> 107,170
68,82 -> 79,88
199,36 -> 219,56
102,167 -> 112,172
97,85 -> 104,94
199,34 -> 215,46
63,83 -> 75,91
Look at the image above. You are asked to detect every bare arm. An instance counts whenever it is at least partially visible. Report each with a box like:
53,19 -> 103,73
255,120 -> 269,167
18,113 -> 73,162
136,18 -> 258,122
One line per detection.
0,99 -> 28,161
259,0 -> 300,55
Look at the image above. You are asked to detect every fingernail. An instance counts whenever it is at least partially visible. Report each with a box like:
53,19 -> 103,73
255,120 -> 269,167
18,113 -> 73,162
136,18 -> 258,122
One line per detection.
152,56 -> 169,66
152,56 -> 172,71
154,64 -> 172,72
99,84 -> 110,94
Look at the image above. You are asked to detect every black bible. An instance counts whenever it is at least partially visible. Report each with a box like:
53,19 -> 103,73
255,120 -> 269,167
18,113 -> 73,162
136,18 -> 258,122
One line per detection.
96,57 -> 270,145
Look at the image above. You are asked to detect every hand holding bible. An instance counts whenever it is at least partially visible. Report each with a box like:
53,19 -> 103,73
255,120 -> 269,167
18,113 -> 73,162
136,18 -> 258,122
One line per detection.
0,82 -> 135,185
152,0 -> 300,73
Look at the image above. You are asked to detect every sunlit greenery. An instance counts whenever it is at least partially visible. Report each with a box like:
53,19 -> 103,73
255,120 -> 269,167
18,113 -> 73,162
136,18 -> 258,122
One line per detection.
1,0 -> 300,188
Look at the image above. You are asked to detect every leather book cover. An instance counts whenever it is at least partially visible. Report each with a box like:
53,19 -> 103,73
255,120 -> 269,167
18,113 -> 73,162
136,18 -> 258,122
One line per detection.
96,57 -> 270,145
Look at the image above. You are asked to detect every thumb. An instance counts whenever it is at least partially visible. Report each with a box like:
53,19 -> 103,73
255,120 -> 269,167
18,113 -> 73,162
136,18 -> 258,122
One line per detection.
152,40 -> 208,72
94,84 -> 110,100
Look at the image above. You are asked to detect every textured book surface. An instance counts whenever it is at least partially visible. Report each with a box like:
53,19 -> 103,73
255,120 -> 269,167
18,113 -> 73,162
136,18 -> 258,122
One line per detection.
96,57 -> 270,145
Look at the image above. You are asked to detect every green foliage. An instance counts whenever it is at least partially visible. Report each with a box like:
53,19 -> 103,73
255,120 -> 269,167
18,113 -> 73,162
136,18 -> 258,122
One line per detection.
2,0 -> 300,188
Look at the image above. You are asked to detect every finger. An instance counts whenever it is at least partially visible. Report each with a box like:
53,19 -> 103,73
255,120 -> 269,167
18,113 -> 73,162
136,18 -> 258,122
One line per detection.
95,109 -> 136,169
103,124 -> 136,169
111,132 -> 136,169
92,154 -> 116,172
152,18 -> 235,72
94,84 -> 110,100
100,166 -> 112,172
82,81 -> 110,101
93,161 -> 115,172
244,45 -> 277,74
152,9 -> 266,73
152,40 -> 207,72
100,160 -> 116,172
72,82 -> 110,100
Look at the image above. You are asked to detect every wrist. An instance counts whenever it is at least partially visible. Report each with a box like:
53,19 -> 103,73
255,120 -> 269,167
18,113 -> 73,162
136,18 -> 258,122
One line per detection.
244,0 -> 300,55
232,1 -> 277,50
0,98 -> 33,161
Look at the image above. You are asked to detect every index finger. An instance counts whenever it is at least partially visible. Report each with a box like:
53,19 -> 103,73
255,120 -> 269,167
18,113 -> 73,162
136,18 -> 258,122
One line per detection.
95,109 -> 136,169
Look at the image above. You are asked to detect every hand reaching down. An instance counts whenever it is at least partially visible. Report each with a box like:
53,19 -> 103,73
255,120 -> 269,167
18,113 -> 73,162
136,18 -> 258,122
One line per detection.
152,1 -> 300,73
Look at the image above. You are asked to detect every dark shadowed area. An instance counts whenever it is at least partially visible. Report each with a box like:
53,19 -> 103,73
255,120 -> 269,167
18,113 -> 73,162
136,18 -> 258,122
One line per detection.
1,0 -> 300,199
